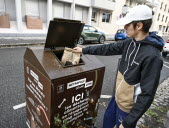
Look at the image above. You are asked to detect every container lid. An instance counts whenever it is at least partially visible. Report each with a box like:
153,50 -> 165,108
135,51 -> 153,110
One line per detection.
45,18 -> 84,49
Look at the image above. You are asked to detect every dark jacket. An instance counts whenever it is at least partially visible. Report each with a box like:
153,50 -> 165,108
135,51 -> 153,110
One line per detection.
82,32 -> 164,128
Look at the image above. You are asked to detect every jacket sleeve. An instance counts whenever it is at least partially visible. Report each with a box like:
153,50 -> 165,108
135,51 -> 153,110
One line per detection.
82,41 -> 126,56
122,56 -> 163,128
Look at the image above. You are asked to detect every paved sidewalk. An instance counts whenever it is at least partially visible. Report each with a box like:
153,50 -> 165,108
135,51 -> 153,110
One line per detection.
0,34 -> 168,47
137,77 -> 169,128
0,37 -> 46,47
0,37 -> 115,47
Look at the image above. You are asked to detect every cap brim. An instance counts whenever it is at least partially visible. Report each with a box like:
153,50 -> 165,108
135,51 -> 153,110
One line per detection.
116,18 -> 132,26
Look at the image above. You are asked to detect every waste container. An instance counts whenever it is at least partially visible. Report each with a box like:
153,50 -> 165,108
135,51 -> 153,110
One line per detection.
24,19 -> 105,128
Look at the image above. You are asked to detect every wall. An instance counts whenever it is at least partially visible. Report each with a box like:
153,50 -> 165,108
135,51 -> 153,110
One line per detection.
92,0 -> 115,11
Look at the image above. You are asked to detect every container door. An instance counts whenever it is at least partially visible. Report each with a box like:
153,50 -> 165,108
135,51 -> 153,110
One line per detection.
52,69 -> 105,127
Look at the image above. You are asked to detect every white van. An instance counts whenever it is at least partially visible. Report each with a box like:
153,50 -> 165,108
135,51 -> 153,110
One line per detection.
162,38 -> 169,57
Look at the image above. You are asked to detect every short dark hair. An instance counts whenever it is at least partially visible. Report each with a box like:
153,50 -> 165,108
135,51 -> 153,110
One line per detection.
131,19 -> 152,33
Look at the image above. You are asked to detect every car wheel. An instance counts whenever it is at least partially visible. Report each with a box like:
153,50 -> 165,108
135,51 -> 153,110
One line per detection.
78,36 -> 84,45
99,36 -> 105,43
162,52 -> 167,57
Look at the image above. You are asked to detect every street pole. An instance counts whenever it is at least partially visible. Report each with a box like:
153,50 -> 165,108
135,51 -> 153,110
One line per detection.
15,0 -> 22,32
47,0 -> 52,27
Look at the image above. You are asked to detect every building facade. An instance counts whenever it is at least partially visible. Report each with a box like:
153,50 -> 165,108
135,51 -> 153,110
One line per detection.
0,0 -> 117,37
121,0 -> 169,35
151,0 -> 169,35
0,0 -> 168,37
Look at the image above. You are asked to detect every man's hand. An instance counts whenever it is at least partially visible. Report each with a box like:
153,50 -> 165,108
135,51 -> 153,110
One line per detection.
73,47 -> 82,53
119,124 -> 124,128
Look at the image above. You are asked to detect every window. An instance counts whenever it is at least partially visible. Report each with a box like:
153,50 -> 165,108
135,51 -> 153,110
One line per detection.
25,0 -> 40,17
160,2 -> 163,9
117,29 -> 125,33
83,26 -> 89,30
102,13 -> 111,23
157,14 -> 160,21
89,26 -> 97,32
129,0 -> 132,6
159,25 -> 162,31
166,16 -> 168,23
0,0 -> 5,13
166,26 -> 168,32
164,4 -> 167,11
163,26 -> 166,32
162,15 -> 164,22
92,11 -> 97,22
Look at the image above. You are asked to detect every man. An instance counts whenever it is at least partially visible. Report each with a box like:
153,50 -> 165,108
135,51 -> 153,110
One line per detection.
73,5 -> 164,128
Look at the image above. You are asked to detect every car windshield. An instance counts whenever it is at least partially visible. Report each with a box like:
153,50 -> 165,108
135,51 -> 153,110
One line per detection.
83,26 -> 89,30
89,26 -> 97,31
117,29 -> 125,33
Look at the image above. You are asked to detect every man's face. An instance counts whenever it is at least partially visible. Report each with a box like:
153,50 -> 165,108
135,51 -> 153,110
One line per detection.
124,23 -> 138,38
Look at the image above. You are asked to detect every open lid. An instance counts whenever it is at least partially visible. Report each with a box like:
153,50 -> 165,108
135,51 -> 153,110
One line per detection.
45,18 -> 84,50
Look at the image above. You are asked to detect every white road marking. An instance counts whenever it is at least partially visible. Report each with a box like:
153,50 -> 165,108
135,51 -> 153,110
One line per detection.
13,102 -> 26,110
26,121 -> 30,128
164,61 -> 169,65
164,64 -> 169,69
100,95 -> 112,99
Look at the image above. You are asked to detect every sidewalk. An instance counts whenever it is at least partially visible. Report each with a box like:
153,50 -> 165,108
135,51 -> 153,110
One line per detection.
0,37 -> 46,47
137,77 -> 169,128
0,34 -> 168,47
0,36 -> 114,47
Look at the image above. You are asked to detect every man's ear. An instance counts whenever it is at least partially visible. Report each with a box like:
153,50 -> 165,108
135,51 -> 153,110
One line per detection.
137,22 -> 143,31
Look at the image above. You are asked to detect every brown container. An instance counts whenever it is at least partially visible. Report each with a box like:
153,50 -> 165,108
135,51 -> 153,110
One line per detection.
0,13 -> 10,28
25,15 -> 43,29
24,19 -> 105,128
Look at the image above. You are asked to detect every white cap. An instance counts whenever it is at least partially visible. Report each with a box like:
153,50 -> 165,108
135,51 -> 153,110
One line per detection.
116,5 -> 153,25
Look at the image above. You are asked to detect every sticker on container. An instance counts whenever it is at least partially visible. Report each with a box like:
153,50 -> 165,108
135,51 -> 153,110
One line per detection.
85,81 -> 93,88
27,67 -> 29,74
38,82 -> 43,90
67,78 -> 86,89
30,70 -> 39,81
57,85 -> 64,93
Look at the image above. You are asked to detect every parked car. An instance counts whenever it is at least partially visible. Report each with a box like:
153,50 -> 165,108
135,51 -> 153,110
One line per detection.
78,25 -> 106,45
115,29 -> 128,41
162,38 -> 169,57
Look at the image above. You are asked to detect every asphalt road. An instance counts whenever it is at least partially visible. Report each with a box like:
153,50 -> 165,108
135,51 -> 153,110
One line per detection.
0,40 -> 169,128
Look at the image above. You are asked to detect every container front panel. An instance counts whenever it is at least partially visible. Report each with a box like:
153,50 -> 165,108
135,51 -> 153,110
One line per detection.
51,68 -> 105,128
24,60 -> 51,128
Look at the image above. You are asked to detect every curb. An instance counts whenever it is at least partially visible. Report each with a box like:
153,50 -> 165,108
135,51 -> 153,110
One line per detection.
0,42 -> 45,48
0,37 -> 46,47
